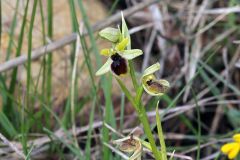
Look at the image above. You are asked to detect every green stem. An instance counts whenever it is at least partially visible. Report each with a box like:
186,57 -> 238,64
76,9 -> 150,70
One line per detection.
135,86 -> 144,105
138,103 -> 162,160
47,0 -> 53,127
156,104 -> 167,160
116,78 -> 137,111
116,79 -> 161,160
129,60 -> 139,91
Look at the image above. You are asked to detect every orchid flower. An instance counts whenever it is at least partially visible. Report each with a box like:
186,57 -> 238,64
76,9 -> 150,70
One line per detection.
141,63 -> 170,96
96,13 -> 142,77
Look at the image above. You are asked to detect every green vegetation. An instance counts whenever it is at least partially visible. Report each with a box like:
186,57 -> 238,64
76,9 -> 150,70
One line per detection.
0,0 -> 240,160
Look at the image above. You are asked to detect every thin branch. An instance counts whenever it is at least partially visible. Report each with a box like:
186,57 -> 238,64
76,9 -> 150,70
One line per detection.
0,132 -> 26,159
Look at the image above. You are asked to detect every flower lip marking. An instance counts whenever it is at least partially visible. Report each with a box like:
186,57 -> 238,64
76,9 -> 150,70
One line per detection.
110,53 -> 128,76
146,79 -> 169,94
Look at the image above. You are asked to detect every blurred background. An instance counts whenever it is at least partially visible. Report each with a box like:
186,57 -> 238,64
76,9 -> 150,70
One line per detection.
0,0 -> 240,159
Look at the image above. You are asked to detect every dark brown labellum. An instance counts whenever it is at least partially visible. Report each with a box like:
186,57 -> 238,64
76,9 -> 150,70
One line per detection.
146,79 -> 168,93
110,53 -> 128,76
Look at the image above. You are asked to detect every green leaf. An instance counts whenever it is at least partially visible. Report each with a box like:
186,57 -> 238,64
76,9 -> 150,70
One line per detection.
99,27 -> 120,43
0,112 -> 17,138
120,49 -> 143,60
96,58 -> 112,76
156,101 -> 167,160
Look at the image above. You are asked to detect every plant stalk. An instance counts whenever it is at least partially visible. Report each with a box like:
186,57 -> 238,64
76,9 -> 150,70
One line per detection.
116,79 -> 161,159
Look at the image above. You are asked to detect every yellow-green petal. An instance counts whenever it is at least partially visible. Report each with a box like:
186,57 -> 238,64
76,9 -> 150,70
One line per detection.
99,27 -> 120,42
95,58 -> 112,76
159,79 -> 170,91
120,49 -> 143,60
115,37 -> 129,51
100,48 -> 112,56
142,63 -> 160,78
233,134 -> 240,143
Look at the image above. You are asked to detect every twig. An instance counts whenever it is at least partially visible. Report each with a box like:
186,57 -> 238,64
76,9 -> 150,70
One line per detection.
103,142 -> 129,160
0,132 -> 26,159
209,48 -> 228,136
181,139 -> 230,155
203,6 -> 240,14
0,33 -> 77,72
71,24 -> 81,149
0,0 -> 160,73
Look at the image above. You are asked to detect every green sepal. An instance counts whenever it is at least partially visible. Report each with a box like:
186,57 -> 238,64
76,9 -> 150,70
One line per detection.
99,27 -> 120,43
95,58 -> 112,76
120,49 -> 143,60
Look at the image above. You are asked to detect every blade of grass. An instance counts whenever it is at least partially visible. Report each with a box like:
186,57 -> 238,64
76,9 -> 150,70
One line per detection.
156,102 -> 167,160
39,0 -> 49,131
108,0 -> 120,15
199,60 -> 240,96
76,1 -> 116,159
25,145 -> 34,160
77,0 -> 101,67
191,88 -> 201,160
199,67 -> 221,96
23,0 -> 38,155
0,74 -> 7,107
30,91 -> 85,159
68,0 -> 78,64
43,128 -> 83,159
85,96 -> 97,160
6,0 -> 29,121
0,83 -> 42,138
0,0 -> 1,50
26,0 -> 38,112
0,112 -> 17,138
46,0 -> 53,128
70,0 -> 97,95
6,0 -> 20,61
102,75 -> 115,160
